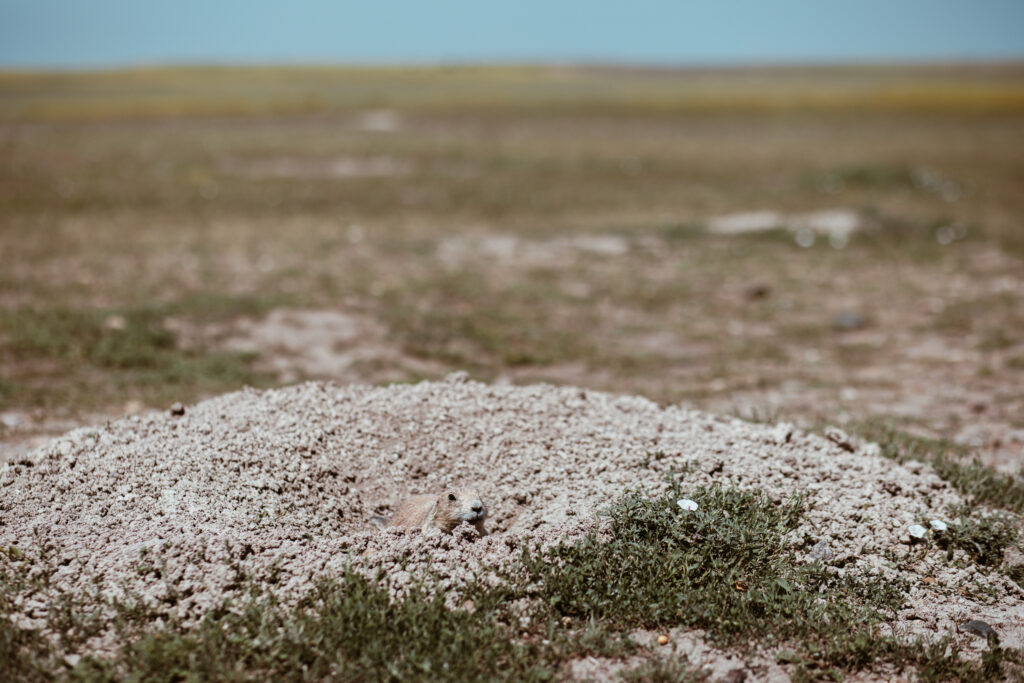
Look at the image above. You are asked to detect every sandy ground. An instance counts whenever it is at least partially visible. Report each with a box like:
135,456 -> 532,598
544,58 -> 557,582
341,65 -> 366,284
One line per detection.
2,375 -> 1021,674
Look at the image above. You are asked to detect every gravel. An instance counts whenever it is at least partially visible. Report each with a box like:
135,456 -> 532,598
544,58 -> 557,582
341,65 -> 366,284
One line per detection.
2,374 -> 1022,655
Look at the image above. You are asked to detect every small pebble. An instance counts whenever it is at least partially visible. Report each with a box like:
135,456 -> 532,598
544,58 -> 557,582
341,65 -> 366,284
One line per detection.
929,519 -> 948,532
657,634 -> 669,646
908,524 -> 927,539
677,498 -> 698,512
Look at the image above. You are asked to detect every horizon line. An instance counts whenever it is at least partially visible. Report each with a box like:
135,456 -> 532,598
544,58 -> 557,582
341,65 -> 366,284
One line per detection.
3,56 -> 1024,75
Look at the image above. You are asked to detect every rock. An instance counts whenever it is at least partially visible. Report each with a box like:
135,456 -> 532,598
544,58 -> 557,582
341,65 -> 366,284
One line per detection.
810,539 -> 833,561
0,412 -> 23,429
722,669 -> 748,683
824,426 -> 855,452
1003,545 -> 1024,571
657,634 -> 669,645
962,620 -> 997,640
170,402 -> 186,417
831,311 -> 866,331
63,654 -> 81,668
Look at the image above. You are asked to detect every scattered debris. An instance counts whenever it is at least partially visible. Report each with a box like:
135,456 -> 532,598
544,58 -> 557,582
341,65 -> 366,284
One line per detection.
706,209 -> 861,248
824,426 -> 855,452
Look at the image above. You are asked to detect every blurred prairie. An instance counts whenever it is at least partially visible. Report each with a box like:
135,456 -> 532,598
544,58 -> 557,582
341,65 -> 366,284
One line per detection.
0,64 -> 1022,469
2,64 -> 1024,120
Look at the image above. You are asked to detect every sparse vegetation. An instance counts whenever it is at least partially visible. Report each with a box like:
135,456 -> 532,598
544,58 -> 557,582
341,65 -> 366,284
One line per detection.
0,297 -> 280,410
514,483 -> 1024,680
853,421 -> 1024,515
4,485 -> 1021,680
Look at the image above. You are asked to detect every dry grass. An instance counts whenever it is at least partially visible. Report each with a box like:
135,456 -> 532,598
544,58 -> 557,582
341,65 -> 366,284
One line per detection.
2,63 -> 1024,120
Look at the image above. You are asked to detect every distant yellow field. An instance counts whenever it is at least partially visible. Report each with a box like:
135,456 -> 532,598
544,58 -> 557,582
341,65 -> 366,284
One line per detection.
1,63 -> 1023,120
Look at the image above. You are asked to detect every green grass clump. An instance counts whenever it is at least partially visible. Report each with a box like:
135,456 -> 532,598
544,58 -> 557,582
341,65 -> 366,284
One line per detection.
516,486 -> 900,674
514,483 -> 1019,681
0,297 -> 278,410
933,508 -> 1020,569
76,570 -> 553,682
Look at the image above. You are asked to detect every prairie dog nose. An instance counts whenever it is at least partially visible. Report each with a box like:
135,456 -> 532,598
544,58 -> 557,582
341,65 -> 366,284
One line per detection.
470,500 -> 485,514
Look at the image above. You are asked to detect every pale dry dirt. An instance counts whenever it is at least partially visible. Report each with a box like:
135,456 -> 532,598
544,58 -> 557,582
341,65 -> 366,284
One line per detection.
1,375 -> 1021,678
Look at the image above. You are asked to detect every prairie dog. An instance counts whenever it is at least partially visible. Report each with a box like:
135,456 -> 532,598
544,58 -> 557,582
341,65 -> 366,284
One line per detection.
371,487 -> 488,535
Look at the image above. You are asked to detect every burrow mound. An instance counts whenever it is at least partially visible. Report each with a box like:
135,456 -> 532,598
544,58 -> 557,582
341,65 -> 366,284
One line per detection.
1,375 -> 1021,652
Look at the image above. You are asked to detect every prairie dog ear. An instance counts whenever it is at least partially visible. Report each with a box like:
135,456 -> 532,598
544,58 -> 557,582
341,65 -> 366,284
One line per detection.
421,499 -> 439,531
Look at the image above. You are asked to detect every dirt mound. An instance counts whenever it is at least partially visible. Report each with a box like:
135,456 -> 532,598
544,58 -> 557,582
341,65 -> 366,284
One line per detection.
2,374 -> 1022,655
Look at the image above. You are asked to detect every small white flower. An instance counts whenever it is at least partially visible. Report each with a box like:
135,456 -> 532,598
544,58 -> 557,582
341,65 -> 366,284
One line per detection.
929,519 -> 948,532
677,498 -> 698,512
908,524 -> 927,539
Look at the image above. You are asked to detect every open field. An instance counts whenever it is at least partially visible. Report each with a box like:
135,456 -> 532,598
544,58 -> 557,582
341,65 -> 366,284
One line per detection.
2,64 -> 1023,461
2,64 -> 1024,679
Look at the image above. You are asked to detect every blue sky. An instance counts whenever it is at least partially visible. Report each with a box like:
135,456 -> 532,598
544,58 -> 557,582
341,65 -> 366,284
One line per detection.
1,0 -> 1023,68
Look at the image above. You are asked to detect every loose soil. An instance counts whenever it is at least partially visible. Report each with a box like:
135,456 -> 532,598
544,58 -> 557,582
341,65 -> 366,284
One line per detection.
2,375 -> 1021,670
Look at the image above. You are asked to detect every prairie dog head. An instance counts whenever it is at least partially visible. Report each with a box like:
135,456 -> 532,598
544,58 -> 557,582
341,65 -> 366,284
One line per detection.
436,487 -> 487,528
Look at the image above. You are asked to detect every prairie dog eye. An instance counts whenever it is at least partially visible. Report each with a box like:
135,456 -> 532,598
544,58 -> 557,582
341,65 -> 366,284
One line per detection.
448,493 -> 457,501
